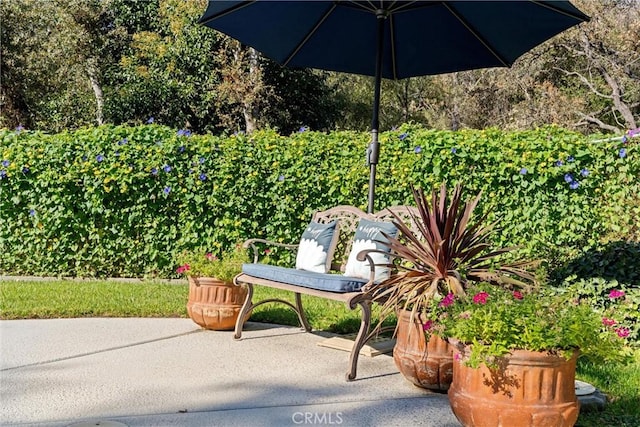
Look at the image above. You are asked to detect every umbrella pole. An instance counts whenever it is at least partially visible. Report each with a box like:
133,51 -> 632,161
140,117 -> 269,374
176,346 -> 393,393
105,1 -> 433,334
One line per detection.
367,11 -> 386,214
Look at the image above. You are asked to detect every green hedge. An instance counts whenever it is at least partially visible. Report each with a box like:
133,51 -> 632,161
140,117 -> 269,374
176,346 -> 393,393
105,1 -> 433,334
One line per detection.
1,124 -> 638,278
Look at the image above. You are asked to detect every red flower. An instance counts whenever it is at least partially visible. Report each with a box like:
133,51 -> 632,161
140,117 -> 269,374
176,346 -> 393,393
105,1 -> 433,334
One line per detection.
512,291 -> 523,300
472,291 -> 489,305
602,317 -> 617,327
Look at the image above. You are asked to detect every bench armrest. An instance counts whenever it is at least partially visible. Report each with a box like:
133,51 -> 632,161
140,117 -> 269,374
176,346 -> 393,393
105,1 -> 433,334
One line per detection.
356,248 -> 398,290
243,238 -> 299,263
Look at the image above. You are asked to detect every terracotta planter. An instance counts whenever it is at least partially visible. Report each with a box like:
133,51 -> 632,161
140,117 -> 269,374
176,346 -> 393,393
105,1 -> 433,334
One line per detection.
186,276 -> 249,330
448,347 -> 580,427
393,309 -> 453,390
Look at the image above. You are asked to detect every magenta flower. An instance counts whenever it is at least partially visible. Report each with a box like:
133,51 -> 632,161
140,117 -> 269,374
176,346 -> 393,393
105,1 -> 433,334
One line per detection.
176,264 -> 190,274
609,289 -> 625,299
472,291 -> 489,305
439,293 -> 455,308
615,327 -> 630,338
602,317 -> 617,327
422,320 -> 434,331
512,291 -> 523,300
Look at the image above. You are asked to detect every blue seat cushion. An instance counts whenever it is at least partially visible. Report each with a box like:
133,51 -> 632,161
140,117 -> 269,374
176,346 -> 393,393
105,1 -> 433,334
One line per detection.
242,264 -> 368,293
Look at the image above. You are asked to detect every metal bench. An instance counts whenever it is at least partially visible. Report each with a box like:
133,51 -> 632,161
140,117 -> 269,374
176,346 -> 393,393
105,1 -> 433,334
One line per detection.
233,205 -> 419,381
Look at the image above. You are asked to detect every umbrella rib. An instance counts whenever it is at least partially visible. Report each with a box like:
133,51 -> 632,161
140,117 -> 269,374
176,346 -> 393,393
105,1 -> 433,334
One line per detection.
531,0 -> 590,22
283,3 -> 338,66
198,1 -> 255,25
389,15 -> 397,80
442,2 -> 510,67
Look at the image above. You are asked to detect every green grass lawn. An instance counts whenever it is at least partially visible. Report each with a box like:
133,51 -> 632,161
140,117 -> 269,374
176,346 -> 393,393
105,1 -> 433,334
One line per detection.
1,279 -> 638,426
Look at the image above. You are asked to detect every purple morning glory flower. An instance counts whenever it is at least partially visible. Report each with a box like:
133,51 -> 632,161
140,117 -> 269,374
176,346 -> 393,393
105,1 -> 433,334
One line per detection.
554,160 -> 563,167
96,154 -> 105,162
1,160 -> 9,167
178,146 -> 185,153
199,173 -> 207,181
619,148 -> 627,158
163,186 -> 171,195
399,133 -> 408,141
414,146 -> 422,154
29,209 -> 36,216
146,117 -> 154,124
567,156 -> 575,163
580,168 -> 589,177
622,135 -> 628,143
177,129 -> 185,136
151,168 -> 158,176
163,165 -> 172,173
199,157 -> 205,164
82,155 -> 88,161
569,181 -> 580,190
0,170 -> 6,179
451,147 -> 457,154
22,166 -> 29,174
117,138 -> 128,146
278,175 -> 285,182
15,125 -> 25,133
564,173 -> 573,183
520,168 -> 527,175
628,128 -> 640,137
299,126 -> 309,133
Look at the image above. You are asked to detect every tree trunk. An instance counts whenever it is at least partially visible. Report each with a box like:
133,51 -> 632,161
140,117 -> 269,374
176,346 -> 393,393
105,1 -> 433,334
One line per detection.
86,58 -> 104,126
243,47 -> 259,133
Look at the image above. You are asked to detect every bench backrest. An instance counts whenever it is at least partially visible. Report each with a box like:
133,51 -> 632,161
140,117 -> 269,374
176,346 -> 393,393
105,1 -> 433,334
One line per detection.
313,205 -> 420,273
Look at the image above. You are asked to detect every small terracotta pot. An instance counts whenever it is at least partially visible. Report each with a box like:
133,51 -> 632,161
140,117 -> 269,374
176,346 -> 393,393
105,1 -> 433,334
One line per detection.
186,276 -> 249,330
393,309 -> 453,390
448,347 -> 580,427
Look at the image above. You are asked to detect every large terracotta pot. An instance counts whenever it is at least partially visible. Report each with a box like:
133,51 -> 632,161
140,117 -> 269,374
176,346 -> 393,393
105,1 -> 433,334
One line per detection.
448,347 -> 580,427
393,309 -> 453,390
186,276 -> 249,330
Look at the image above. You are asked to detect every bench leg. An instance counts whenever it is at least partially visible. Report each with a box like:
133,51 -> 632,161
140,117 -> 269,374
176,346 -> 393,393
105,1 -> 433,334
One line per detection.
345,300 -> 372,381
234,282 -> 254,340
295,292 -> 312,332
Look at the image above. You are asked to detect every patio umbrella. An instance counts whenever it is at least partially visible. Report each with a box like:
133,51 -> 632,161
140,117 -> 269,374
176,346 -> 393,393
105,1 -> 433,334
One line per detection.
198,1 -> 589,213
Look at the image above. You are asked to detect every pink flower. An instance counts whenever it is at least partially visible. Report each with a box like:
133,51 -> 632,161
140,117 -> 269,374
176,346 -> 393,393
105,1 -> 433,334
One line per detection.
205,253 -> 217,261
615,327 -> 630,338
602,317 -> 617,327
609,289 -> 625,299
454,353 -> 462,361
176,263 -> 190,274
512,291 -> 523,300
422,320 -> 434,331
264,249 -> 272,254
473,291 -> 489,305
439,293 -> 455,308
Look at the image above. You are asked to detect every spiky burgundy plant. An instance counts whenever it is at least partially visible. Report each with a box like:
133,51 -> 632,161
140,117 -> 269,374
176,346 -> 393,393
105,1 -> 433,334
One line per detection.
370,182 -> 536,323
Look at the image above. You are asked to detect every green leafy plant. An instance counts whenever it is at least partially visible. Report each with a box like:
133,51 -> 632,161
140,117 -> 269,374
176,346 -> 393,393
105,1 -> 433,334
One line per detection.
370,182 -> 536,323
175,244 -> 248,283
1,124 -> 637,278
426,283 -> 632,368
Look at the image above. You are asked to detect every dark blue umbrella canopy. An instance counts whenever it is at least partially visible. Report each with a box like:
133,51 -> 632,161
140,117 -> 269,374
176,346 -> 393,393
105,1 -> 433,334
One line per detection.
199,0 -> 589,211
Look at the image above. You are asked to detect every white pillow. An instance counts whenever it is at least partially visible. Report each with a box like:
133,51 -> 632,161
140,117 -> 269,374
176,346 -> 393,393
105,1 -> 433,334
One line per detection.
344,219 -> 397,282
295,220 -> 339,273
